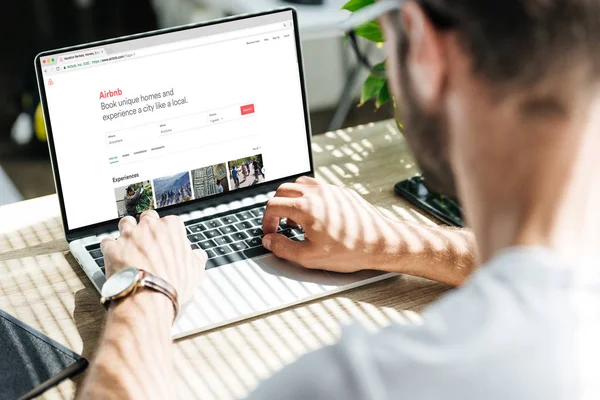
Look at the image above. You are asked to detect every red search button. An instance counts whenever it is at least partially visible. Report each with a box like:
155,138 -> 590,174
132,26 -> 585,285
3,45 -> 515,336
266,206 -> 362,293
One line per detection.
241,104 -> 255,115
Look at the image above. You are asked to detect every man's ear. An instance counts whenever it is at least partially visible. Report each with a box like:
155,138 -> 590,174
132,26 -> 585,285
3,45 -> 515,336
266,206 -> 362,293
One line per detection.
400,2 -> 447,107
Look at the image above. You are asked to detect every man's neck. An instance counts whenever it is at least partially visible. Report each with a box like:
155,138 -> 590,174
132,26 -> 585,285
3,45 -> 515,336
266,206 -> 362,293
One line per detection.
459,95 -> 600,267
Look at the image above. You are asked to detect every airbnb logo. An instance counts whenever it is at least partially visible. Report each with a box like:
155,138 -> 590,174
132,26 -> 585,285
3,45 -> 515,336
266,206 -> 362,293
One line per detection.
99,88 -> 123,99
48,79 -> 54,86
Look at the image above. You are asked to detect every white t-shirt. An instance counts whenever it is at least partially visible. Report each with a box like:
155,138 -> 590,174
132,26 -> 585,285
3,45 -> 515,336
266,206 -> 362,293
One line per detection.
247,247 -> 600,399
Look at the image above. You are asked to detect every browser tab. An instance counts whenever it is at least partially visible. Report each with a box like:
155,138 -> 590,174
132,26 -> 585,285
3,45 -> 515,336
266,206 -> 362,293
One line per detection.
60,48 -> 106,63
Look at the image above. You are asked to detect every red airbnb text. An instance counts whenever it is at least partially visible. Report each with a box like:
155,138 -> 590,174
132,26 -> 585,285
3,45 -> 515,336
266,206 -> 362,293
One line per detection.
99,89 -> 123,99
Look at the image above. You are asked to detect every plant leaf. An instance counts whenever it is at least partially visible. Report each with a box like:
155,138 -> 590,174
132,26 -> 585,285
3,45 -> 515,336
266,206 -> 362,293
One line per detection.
375,82 -> 391,109
342,0 -> 375,12
373,61 -> 386,73
361,74 -> 386,105
354,21 -> 384,43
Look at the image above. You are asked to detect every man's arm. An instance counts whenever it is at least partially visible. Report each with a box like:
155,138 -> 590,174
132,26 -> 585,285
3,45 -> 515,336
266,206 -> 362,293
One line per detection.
371,219 -> 475,286
78,292 -> 174,399
77,211 -> 206,400
262,176 -> 476,286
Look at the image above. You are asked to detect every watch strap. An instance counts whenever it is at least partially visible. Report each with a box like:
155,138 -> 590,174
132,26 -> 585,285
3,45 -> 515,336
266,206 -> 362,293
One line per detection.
139,270 -> 180,323
101,269 -> 180,324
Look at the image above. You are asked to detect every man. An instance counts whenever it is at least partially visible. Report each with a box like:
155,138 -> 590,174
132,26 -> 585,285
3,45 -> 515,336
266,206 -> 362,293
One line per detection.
259,159 -> 265,178
252,158 -> 260,180
216,179 -> 224,194
79,1 -> 600,399
232,165 -> 240,188
123,185 -> 141,217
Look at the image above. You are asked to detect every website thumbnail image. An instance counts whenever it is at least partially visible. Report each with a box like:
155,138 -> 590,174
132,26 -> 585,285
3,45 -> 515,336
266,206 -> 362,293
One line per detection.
154,171 -> 192,208
191,162 -> 230,199
113,153 -> 266,218
228,154 -> 265,190
114,181 -> 155,218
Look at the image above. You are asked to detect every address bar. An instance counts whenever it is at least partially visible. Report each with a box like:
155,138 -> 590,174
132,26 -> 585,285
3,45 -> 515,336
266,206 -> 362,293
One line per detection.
62,52 -> 136,71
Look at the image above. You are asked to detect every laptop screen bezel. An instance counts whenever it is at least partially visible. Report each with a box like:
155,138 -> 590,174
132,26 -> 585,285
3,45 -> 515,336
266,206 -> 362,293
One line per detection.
34,8 -> 314,242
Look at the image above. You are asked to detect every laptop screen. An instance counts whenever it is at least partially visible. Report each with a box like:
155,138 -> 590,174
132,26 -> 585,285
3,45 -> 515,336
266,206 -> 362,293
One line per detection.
38,10 -> 311,232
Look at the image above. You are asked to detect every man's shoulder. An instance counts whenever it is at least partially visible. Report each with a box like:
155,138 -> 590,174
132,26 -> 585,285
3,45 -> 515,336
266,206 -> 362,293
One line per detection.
249,247 -> 589,400
314,253 -> 579,398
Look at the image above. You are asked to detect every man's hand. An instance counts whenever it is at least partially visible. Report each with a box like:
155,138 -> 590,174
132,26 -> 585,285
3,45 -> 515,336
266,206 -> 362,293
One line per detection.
80,210 -> 206,400
100,210 -> 206,304
262,176 -> 391,273
262,176 -> 475,285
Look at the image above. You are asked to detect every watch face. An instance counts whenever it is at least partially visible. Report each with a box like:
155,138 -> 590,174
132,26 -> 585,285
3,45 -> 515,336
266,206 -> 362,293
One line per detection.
101,267 -> 139,298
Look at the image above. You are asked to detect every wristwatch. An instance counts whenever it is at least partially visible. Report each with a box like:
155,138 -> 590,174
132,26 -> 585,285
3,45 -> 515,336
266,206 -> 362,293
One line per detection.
100,266 -> 180,323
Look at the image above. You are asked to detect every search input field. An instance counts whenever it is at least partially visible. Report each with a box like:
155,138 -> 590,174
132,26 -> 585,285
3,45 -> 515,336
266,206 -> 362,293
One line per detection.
106,102 -> 257,149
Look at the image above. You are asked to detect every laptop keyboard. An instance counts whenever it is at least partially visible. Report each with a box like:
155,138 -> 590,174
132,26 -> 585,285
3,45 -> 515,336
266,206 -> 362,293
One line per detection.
84,204 -> 305,274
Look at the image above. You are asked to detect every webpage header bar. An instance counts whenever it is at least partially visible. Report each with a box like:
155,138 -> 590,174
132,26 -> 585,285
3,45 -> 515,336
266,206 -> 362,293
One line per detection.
48,10 -> 292,61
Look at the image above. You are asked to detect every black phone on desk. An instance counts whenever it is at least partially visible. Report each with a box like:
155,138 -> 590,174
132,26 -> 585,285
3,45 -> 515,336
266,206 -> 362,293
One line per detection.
394,176 -> 464,227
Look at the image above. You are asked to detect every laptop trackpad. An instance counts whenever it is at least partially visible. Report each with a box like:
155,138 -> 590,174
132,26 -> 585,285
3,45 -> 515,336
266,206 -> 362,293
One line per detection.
173,254 -> 334,336
215,253 -> 335,304
252,255 -> 389,287
250,253 -> 333,285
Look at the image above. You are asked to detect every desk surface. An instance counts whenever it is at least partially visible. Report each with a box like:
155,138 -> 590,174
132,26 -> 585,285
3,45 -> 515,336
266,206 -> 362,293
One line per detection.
0,120 -> 450,400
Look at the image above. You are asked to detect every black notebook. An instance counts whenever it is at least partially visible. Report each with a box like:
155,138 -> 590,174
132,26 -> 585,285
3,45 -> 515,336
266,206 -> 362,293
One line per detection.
0,309 -> 88,400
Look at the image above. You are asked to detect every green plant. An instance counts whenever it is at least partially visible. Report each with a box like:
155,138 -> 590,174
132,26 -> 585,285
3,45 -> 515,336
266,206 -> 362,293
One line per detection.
342,0 -> 391,109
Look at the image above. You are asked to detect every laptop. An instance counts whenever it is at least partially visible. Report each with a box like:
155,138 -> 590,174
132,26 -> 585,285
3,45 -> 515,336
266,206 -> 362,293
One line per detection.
35,8 -> 394,338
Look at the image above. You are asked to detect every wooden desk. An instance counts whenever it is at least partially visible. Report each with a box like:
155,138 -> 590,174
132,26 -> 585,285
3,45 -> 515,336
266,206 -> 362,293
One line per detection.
0,120 -> 450,400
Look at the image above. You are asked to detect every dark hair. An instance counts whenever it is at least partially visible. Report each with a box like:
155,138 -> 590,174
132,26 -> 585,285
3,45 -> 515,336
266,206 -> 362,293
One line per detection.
417,0 -> 600,87
126,185 -> 134,192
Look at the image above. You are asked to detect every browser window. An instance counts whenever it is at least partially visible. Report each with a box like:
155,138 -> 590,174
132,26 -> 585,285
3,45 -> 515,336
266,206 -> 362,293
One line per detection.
41,11 -> 311,230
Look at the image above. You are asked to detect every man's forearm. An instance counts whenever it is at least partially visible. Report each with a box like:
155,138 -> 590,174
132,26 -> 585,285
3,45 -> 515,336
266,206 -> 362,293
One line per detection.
78,291 -> 174,400
372,219 -> 477,286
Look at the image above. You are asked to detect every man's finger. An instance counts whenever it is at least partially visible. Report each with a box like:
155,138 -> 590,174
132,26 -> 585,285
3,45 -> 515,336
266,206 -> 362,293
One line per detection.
192,249 -> 207,288
274,182 -> 304,199
296,176 -> 320,186
100,236 -> 116,257
139,209 -> 160,222
269,183 -> 305,231
118,216 -> 137,236
262,234 -> 310,266
286,219 -> 299,228
193,249 -> 208,266
263,197 -> 307,234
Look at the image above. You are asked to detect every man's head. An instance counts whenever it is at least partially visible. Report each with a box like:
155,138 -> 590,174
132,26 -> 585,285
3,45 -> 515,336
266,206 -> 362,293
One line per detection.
378,0 -> 600,199
126,185 -> 134,195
